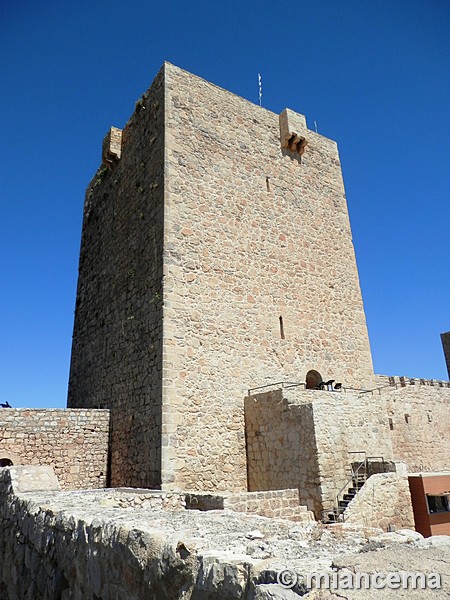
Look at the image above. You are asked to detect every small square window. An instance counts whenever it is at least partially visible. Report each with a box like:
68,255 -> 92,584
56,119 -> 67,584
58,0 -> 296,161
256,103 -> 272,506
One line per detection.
427,495 -> 450,513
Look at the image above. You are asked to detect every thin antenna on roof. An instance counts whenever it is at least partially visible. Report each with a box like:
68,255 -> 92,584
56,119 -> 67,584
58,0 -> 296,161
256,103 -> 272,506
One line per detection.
314,120 -> 318,133
258,73 -> 262,107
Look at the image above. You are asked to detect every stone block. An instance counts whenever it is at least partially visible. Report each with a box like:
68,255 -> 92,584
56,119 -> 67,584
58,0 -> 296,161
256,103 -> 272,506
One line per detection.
279,108 -> 308,155
4,466 -> 61,493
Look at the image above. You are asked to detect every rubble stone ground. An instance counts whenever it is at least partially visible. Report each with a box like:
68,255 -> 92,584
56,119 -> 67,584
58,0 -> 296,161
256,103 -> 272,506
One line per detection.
2,482 -> 449,599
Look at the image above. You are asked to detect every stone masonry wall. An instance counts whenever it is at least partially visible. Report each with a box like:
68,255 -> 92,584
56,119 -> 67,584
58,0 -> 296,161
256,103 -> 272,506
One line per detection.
186,488 -> 314,522
68,67 -> 165,488
246,384 -> 450,519
245,390 -> 321,514
161,63 -> 375,491
0,409 -> 109,489
69,63 -> 375,492
344,474 -> 415,531
384,386 -> 450,472
245,388 -> 394,517
311,391 -> 393,514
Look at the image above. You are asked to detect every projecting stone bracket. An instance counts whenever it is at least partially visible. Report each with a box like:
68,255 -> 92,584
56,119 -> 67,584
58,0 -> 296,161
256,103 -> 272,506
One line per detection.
279,108 -> 309,156
102,126 -> 123,166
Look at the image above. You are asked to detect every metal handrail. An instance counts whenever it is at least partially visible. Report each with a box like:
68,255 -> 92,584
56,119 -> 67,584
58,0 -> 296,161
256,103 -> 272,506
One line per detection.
328,459 -> 366,523
327,453 -> 387,523
247,381 -> 306,395
248,376 -> 450,399
247,381 -> 374,396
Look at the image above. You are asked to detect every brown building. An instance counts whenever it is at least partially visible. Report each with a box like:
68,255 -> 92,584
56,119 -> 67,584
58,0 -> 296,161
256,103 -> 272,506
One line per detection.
408,473 -> 450,537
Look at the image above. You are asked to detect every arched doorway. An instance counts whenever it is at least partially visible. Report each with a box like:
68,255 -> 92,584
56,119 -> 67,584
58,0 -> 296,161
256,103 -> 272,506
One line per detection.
305,370 -> 323,390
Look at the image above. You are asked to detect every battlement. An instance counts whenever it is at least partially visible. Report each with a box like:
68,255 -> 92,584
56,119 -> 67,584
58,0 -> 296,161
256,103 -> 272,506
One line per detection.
375,373 -> 450,389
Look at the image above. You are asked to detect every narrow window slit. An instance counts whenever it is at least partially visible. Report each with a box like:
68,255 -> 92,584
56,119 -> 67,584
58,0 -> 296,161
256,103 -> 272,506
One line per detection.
266,176 -> 271,192
279,316 -> 285,339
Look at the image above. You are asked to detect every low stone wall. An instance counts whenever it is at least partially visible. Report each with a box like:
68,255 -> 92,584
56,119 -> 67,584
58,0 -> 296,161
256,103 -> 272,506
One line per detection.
344,474 -> 415,531
186,488 -> 314,522
0,466 -> 319,600
79,488 -> 186,510
0,409 -> 110,489
0,467 -> 189,600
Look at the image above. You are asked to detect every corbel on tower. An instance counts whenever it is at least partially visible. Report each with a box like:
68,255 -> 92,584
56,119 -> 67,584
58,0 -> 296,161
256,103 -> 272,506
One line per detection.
279,108 -> 309,156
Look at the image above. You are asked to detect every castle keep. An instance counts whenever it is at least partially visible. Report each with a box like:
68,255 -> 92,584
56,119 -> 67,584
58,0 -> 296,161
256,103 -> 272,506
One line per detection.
68,63 -> 376,492
1,64 -> 448,535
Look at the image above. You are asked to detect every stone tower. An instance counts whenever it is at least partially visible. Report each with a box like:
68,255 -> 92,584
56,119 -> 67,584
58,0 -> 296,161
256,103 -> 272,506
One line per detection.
441,331 -> 450,379
68,63 -> 375,491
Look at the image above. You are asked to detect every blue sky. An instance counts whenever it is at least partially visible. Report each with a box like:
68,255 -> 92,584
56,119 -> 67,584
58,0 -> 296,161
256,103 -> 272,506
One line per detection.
1,0 -> 449,408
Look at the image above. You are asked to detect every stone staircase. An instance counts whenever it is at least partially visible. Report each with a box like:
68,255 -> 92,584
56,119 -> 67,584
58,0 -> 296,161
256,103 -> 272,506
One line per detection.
323,454 -> 375,523
324,473 -> 367,523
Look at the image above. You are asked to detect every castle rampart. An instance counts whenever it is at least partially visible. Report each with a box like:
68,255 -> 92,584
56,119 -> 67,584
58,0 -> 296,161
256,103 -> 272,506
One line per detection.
245,384 -> 450,517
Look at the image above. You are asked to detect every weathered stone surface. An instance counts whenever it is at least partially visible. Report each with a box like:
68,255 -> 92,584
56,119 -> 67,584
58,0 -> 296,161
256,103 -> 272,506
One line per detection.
251,584 -> 302,599
246,384 -> 450,519
332,545 -> 450,599
1,468 -> 449,599
4,465 -> 60,493
68,62 -> 376,491
0,409 -> 109,489
344,474 -> 415,531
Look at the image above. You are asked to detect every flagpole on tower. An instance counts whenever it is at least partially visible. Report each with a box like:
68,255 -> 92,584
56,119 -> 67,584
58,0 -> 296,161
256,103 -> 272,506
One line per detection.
258,73 -> 262,107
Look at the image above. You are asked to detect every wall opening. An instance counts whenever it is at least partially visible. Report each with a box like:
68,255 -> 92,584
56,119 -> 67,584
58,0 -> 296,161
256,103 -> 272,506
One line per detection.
427,495 -> 450,514
279,316 -> 285,339
0,458 -> 13,467
305,370 -> 323,390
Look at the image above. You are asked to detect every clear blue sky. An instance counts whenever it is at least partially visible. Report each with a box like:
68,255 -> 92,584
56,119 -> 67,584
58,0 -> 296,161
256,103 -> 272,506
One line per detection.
1,0 -> 449,408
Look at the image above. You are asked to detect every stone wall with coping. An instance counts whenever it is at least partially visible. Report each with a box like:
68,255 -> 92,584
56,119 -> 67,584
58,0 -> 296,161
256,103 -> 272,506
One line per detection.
0,409 -> 109,489
384,386 -> 450,473
185,488 -> 314,522
344,474 -> 415,531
